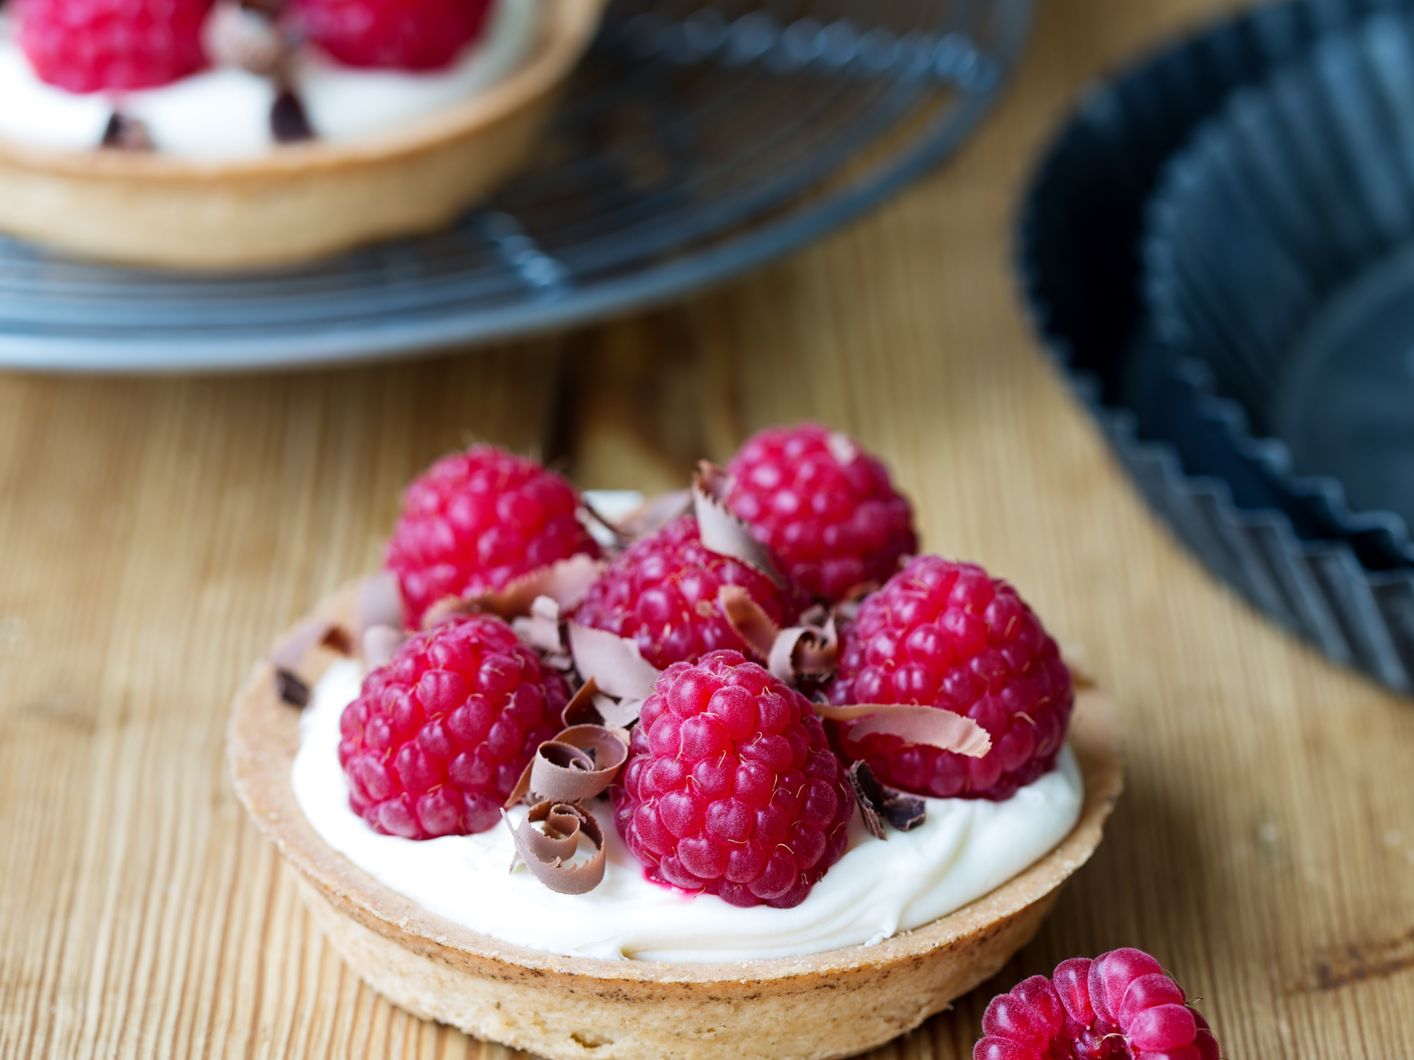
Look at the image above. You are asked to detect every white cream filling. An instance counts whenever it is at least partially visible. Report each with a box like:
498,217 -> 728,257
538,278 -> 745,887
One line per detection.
293,658 -> 1083,963
0,0 -> 538,160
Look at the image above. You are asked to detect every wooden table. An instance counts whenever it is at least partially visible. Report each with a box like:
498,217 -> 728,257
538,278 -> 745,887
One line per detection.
3,1 -> 1412,1056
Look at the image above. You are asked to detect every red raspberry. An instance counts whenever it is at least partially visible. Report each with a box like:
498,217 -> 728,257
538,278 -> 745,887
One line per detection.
612,650 -> 855,908
574,515 -> 799,670
726,423 -> 918,602
828,555 -> 1072,800
338,613 -> 568,839
386,445 -> 601,628
294,0 -> 494,71
975,948 -> 1220,1060
19,0 -> 212,93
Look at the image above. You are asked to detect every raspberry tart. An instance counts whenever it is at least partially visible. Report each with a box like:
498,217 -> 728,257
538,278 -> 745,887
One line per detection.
0,0 -> 603,267
230,435 -> 1123,1059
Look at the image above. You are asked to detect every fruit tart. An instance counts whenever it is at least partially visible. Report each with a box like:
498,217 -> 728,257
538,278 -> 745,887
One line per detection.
0,0 -> 603,267
230,427 -> 1123,1059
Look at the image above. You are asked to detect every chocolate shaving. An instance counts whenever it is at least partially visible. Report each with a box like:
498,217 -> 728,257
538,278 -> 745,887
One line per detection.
101,113 -> 153,152
361,624 -> 405,669
271,86 -> 314,143
768,619 -> 838,683
357,571 -> 406,634
591,693 -> 646,730
814,703 -> 992,758
847,760 -> 926,838
595,489 -> 693,542
275,668 -> 310,708
204,3 -> 289,75
560,677 -> 603,727
270,614 -> 338,672
691,462 -> 785,587
505,722 -> 629,808
423,555 -> 605,629
567,622 -> 660,702
718,585 -> 779,659
718,586 -> 839,683
320,625 -> 355,656
508,801 -> 608,895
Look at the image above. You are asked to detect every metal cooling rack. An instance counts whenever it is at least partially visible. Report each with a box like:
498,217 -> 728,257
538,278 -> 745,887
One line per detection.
0,0 -> 1031,372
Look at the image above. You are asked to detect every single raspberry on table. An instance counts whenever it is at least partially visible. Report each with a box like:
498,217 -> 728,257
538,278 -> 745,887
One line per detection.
828,555 -> 1073,800
574,515 -> 799,670
294,0 -> 494,71
725,423 -> 918,602
386,445 -> 601,628
339,613 -> 568,839
19,0 -> 213,93
975,948 -> 1219,1060
612,650 -> 855,908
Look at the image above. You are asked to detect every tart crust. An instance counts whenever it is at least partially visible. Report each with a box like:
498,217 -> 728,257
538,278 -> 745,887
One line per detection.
229,581 -> 1123,1060
0,0 -> 604,268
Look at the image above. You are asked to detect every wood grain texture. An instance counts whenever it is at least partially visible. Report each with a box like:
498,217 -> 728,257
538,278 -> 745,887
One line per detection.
1,1 -> 1412,1057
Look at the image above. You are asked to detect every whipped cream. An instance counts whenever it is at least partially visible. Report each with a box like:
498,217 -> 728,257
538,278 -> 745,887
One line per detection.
293,658 -> 1083,963
0,0 -> 538,160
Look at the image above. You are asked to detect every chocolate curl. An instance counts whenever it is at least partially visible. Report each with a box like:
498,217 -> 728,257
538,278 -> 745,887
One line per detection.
269,615 -> 354,706
361,625 -> 405,669
357,571 -> 406,633
767,619 -> 838,683
505,722 -> 629,808
508,801 -> 608,895
588,489 -> 692,543
691,462 -> 785,587
512,595 -> 573,671
717,585 -> 779,660
814,704 -> 992,758
567,622 -> 661,726
204,3 -> 288,75
422,555 -> 605,629
718,586 -> 840,682
100,113 -> 153,151
847,760 -> 926,839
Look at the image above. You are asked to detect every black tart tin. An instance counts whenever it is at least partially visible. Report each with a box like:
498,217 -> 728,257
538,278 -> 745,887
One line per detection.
1018,0 -> 1414,695
1145,12 -> 1414,569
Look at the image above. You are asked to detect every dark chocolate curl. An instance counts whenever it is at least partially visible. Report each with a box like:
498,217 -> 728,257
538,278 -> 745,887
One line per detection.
718,585 -> 779,660
814,703 -> 992,758
505,722 -> 629,808
101,112 -> 153,151
361,624 -> 405,669
274,668 -> 311,708
691,463 -> 785,587
847,760 -> 926,838
357,571 -> 406,634
271,87 -> 314,143
589,489 -> 692,542
509,801 -> 608,895
567,622 -> 661,701
423,554 -> 605,629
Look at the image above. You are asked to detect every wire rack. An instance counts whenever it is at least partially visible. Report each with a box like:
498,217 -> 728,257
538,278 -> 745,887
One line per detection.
0,0 -> 1032,372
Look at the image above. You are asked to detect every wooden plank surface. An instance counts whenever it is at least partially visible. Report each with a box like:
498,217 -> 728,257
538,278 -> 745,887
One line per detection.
2,1 -> 1412,1056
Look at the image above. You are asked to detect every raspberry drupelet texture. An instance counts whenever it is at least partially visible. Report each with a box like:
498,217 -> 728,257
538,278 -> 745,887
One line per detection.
338,614 -> 568,839
612,650 -> 855,908
386,445 -> 601,628
19,0 -> 213,93
829,555 -> 1073,801
574,515 -> 799,670
975,948 -> 1220,1060
294,0 -> 494,71
726,423 -> 918,602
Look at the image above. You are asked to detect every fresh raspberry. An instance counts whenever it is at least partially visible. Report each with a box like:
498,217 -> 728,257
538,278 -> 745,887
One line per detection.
726,423 -> 918,602
294,0 -> 494,71
828,555 -> 1072,800
18,0 -> 213,93
975,948 -> 1220,1060
386,445 -> 601,628
338,613 -> 568,839
574,515 -> 799,670
612,650 -> 855,908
